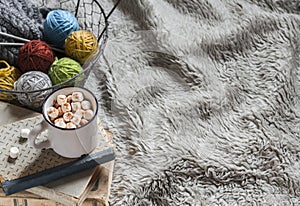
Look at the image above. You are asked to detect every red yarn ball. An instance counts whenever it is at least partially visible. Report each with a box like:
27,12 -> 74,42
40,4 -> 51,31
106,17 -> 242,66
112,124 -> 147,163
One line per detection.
18,40 -> 54,73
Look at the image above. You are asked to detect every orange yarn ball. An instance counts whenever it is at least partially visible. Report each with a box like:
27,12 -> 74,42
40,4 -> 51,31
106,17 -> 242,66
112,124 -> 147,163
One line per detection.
18,40 -> 55,73
65,30 -> 98,64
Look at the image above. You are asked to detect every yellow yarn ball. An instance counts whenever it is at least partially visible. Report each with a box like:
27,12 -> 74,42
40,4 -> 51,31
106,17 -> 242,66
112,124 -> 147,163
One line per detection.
0,60 -> 21,100
65,30 -> 98,64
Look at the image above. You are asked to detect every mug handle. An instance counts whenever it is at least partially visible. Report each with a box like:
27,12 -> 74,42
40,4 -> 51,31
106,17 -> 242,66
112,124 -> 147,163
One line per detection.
28,120 -> 51,149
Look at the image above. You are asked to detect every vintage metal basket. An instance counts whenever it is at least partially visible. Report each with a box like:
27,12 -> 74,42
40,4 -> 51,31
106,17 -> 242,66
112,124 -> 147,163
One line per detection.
0,0 -> 114,111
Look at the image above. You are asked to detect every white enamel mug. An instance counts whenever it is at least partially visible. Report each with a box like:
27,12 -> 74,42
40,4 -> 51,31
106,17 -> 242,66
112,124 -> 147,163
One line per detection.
28,87 -> 100,158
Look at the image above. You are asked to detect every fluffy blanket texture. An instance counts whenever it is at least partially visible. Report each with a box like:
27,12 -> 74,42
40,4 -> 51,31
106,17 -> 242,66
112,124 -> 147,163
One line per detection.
98,1 -> 300,205
24,0 -> 300,205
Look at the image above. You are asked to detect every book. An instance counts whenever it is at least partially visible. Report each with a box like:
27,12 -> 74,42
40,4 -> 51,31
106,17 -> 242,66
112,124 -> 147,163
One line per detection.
0,102 -> 115,205
0,168 -> 101,206
25,128 -> 115,206
0,161 -> 115,206
1,148 -> 114,195
0,198 -> 104,206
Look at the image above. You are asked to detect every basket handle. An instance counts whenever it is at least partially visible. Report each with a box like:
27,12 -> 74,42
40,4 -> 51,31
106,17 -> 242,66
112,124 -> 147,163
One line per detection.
106,0 -> 122,19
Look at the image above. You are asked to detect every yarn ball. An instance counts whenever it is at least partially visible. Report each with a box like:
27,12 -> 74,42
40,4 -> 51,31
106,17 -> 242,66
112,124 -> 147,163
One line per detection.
48,57 -> 83,85
44,9 -> 79,47
14,71 -> 52,108
18,40 -> 55,73
65,30 -> 98,64
0,60 -> 21,100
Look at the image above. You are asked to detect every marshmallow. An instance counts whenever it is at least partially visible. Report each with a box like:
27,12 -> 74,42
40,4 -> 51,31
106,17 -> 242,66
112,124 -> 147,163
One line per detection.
72,91 -> 84,102
81,100 -> 91,110
47,107 -> 59,120
54,117 -> 65,124
9,147 -> 19,159
71,102 -> 81,111
84,109 -> 94,120
66,95 -> 72,103
80,119 -> 89,126
57,94 -> 67,105
57,106 -> 64,117
74,109 -> 85,118
47,92 -> 95,129
54,118 -> 66,128
20,128 -> 30,139
63,112 -> 74,122
66,122 -> 77,129
53,100 -> 60,109
71,114 -> 82,125
61,103 -> 72,113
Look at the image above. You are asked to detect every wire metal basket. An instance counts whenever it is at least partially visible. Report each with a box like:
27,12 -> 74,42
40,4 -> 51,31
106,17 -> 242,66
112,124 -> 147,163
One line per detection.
0,0 -> 113,111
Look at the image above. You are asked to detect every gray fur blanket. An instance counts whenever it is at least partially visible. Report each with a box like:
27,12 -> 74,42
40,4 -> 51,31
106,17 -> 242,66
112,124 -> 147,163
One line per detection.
97,1 -> 300,205
30,0 -> 300,205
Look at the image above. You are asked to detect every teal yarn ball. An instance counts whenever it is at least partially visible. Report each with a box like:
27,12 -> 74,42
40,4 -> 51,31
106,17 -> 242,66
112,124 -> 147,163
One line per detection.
48,57 -> 83,85
43,10 -> 79,47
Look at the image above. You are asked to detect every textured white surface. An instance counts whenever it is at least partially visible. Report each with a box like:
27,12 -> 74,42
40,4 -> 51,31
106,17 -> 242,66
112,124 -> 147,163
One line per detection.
0,115 -> 69,180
